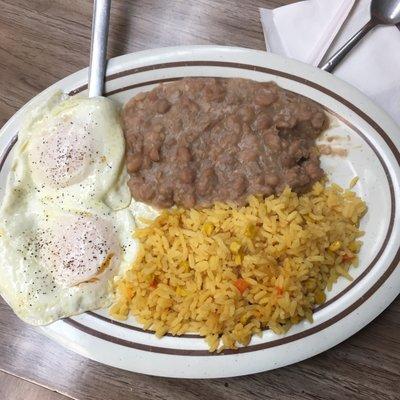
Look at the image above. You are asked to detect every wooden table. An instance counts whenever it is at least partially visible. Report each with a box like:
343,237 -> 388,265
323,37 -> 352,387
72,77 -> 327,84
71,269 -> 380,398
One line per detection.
0,1 -> 399,399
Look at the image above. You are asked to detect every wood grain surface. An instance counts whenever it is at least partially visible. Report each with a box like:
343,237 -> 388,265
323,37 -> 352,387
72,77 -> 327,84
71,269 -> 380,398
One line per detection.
0,1 -> 399,400
0,371 -> 68,400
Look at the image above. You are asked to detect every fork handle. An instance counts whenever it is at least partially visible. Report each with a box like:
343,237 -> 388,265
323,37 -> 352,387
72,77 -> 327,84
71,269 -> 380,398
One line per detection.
88,0 -> 111,97
320,19 -> 377,73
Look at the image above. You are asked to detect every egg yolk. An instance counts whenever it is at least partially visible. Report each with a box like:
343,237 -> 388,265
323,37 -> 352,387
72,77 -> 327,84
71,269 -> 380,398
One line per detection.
39,214 -> 120,287
28,120 -> 96,188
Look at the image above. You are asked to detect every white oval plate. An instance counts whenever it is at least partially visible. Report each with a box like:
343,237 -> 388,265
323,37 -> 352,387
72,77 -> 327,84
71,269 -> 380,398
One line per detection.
1,46 -> 399,378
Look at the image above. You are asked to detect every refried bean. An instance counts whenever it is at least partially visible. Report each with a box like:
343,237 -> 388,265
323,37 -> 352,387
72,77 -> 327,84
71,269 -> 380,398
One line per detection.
122,77 -> 327,209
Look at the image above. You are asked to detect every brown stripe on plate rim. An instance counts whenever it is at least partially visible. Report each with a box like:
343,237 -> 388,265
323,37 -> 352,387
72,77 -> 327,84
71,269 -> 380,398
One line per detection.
85,311 -> 201,339
0,135 -> 18,171
68,60 -> 333,96
313,107 -> 395,311
1,61 -> 398,355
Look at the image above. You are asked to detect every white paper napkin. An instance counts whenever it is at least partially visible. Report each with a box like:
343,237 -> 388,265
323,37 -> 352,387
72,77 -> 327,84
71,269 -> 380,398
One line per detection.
260,0 -> 400,125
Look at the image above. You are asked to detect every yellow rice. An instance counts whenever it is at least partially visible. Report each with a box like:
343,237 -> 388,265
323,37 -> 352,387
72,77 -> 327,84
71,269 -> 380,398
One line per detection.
110,181 -> 367,352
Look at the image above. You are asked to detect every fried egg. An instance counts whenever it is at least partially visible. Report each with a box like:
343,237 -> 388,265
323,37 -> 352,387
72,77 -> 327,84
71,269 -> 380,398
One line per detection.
0,92 -> 137,325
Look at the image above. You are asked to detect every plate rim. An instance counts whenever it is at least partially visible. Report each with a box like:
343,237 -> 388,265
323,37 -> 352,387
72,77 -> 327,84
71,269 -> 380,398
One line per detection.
1,45 -> 399,378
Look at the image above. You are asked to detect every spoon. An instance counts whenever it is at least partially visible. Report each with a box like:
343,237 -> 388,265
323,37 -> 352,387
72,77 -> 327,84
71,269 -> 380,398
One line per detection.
88,0 -> 111,97
320,0 -> 400,72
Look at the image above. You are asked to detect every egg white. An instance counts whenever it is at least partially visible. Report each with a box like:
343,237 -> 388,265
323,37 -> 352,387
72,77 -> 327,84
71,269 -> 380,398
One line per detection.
0,92 -> 137,325
3,91 -> 131,213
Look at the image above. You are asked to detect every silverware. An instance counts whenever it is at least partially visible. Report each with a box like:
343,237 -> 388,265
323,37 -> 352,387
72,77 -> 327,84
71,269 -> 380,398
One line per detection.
88,0 -> 111,97
320,0 -> 400,72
